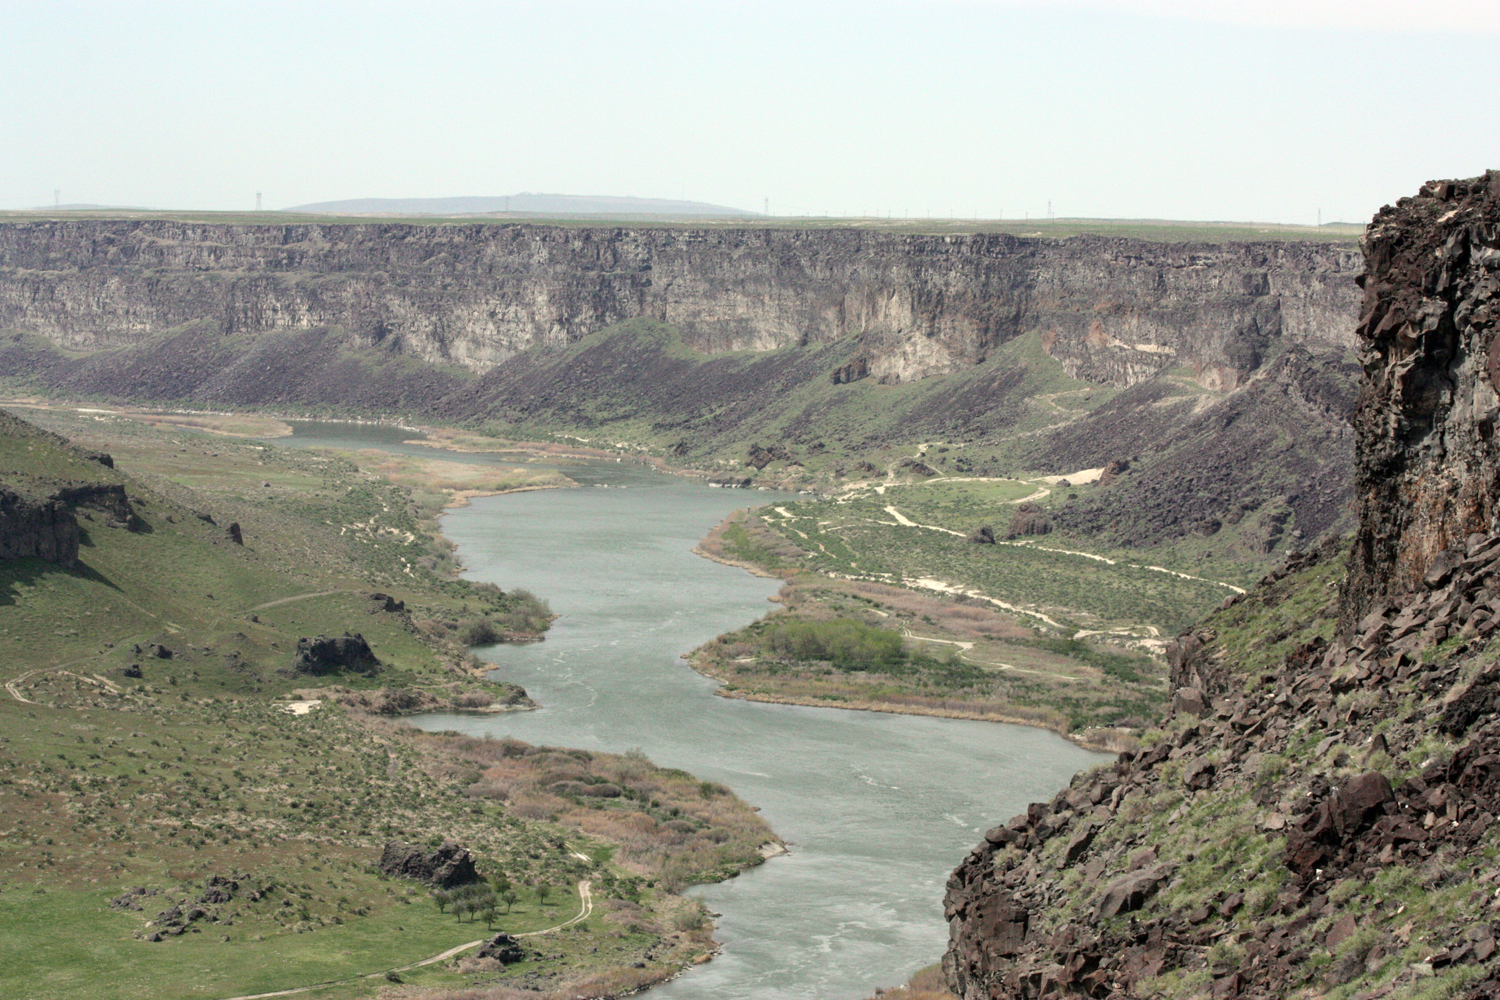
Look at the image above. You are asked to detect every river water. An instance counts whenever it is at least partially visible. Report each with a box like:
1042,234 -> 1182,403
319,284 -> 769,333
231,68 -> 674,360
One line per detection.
278,424 -> 1102,999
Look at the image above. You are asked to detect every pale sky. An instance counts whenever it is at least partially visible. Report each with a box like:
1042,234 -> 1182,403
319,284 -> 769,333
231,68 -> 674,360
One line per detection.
3,0 -> 1496,224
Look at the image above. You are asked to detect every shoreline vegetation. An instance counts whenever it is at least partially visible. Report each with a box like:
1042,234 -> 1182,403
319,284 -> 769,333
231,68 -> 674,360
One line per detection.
6,399 -> 1176,754
7,397 -> 1164,755
687,510 -> 1157,755
0,403 -> 784,1000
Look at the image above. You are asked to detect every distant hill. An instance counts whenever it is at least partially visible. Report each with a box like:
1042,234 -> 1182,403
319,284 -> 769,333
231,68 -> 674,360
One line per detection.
32,203 -> 146,211
283,193 -> 756,217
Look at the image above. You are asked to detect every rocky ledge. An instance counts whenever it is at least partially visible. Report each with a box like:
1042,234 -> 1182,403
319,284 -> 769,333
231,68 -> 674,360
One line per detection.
944,174 -> 1500,999
944,534 -> 1500,998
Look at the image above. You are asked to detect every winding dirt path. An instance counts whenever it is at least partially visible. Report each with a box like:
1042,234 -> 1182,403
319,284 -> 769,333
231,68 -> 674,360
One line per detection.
897,627 -> 1082,680
247,590 -> 354,612
212,881 -> 593,1000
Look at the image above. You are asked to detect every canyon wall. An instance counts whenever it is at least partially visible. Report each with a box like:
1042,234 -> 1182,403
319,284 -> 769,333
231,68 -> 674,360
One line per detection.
943,175 -> 1500,1000
1343,172 -> 1500,619
0,221 -> 1360,387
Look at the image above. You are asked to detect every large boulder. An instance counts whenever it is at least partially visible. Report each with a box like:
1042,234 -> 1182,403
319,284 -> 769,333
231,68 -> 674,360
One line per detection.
379,840 -> 481,888
476,932 -> 529,965
293,632 -> 380,676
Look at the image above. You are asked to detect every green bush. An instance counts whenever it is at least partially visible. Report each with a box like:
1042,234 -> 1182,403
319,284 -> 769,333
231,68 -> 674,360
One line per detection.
760,618 -> 905,670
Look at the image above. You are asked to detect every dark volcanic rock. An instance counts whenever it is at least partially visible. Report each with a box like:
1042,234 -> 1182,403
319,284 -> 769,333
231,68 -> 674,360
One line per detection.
292,632 -> 379,676
1343,171 -> 1500,625
1047,347 -> 1358,555
746,443 -> 792,470
1096,864 -> 1171,919
967,525 -> 995,544
109,886 -> 158,911
944,177 -> 1500,1000
0,487 -> 80,565
366,591 -> 405,613
476,932 -> 529,965
897,457 -> 937,477
379,840 -> 481,889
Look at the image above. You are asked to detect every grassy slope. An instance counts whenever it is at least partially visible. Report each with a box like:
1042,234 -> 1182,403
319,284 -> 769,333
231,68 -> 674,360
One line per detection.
951,541 -> 1500,998
0,408 -> 776,1000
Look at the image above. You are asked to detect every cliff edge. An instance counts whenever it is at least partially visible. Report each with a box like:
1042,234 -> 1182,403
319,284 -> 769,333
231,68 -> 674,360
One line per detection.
944,173 -> 1500,1000
1344,174 -> 1500,623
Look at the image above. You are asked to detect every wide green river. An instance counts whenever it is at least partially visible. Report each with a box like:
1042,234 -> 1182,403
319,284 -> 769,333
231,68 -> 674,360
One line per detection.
282,423 -> 1102,999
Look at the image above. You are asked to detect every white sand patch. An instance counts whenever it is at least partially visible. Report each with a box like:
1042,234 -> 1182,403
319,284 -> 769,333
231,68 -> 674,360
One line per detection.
282,700 -> 322,715
1040,467 -> 1105,485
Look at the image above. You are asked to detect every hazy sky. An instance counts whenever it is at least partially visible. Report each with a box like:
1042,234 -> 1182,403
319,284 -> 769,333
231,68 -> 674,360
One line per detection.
4,0 -> 1496,223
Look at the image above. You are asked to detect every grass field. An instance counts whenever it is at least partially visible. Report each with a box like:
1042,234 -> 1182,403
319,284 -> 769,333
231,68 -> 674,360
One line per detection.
0,404 -> 777,999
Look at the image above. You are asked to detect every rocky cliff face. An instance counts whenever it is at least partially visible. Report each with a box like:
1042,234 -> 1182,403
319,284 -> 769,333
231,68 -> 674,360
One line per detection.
1343,173 -> 1500,622
0,487 -> 80,564
943,174 -> 1500,1000
0,221 -> 1359,387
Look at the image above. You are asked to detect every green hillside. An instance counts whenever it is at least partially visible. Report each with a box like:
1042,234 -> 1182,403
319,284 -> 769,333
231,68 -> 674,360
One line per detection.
0,407 -> 776,1000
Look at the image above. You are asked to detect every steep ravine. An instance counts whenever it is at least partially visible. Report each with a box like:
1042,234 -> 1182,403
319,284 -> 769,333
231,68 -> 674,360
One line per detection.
943,174 -> 1500,999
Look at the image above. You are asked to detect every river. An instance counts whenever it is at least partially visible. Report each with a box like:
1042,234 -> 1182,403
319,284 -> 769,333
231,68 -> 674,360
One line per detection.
278,423 -> 1103,999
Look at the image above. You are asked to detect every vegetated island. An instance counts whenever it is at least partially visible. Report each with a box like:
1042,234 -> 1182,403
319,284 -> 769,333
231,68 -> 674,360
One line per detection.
0,404 -> 781,1000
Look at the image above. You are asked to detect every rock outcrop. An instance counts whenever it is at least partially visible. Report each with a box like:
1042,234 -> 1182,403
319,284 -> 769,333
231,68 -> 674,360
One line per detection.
476,932 -> 529,965
944,175 -> 1500,1000
291,633 -> 380,676
1343,172 -> 1500,623
378,839 -> 481,888
0,487 -> 81,564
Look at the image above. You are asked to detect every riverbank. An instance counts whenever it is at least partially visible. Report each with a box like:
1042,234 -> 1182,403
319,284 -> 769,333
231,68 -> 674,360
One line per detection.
328,431 -> 1106,1000
692,668 -> 1138,753
0,402 -> 793,1000
685,510 -> 1158,752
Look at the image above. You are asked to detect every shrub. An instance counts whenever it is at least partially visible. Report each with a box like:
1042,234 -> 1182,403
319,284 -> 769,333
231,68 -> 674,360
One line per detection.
760,618 -> 905,670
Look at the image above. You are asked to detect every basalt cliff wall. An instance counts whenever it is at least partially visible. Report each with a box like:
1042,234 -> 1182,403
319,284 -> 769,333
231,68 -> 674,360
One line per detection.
1342,173 -> 1500,621
0,221 -> 1360,388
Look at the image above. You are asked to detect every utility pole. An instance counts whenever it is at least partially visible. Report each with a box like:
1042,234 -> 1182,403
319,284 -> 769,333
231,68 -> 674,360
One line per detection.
256,191 -> 262,212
